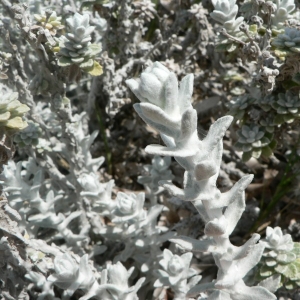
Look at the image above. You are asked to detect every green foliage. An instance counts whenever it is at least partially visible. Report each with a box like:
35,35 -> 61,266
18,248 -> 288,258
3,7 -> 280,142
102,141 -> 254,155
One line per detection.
229,89 -> 300,161
34,11 -> 64,35
272,28 -> 300,58
257,236 -> 300,290
0,90 -> 29,132
57,13 -> 102,77
235,123 -> 276,161
14,121 -> 42,148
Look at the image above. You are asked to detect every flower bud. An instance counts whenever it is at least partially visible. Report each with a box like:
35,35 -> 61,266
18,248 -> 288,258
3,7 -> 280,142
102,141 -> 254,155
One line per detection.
167,255 -> 184,275
116,193 -> 137,215
126,62 -> 171,108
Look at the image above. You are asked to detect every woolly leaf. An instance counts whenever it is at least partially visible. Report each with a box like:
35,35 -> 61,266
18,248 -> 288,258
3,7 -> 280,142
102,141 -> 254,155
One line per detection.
260,265 -> 274,277
179,108 -> 197,140
292,243 -> 300,256
187,282 -> 215,297
134,103 -> 179,137
277,252 -> 296,264
208,290 -> 231,300
58,56 -> 72,66
226,43 -> 237,52
258,274 -> 281,293
274,263 -> 287,274
79,58 -> 94,69
164,72 -> 178,115
281,263 -> 298,279
0,112 -> 10,121
194,160 -> 218,181
145,144 -> 198,157
159,180 -> 185,198
6,117 -> 28,130
252,148 -> 262,159
218,174 -> 253,209
86,61 -> 103,76
169,236 -> 218,253
89,43 -> 102,56
202,116 -> 233,154
231,284 -> 276,300
138,103 -> 180,132
178,74 -> 194,113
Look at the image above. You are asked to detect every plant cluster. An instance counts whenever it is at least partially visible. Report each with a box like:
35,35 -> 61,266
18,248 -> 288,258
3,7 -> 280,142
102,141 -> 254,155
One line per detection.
0,0 -> 300,299
255,227 -> 300,290
210,0 -> 300,161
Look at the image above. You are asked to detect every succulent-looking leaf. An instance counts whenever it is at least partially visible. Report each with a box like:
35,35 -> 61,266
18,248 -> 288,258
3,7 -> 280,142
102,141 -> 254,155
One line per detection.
170,236 -> 218,253
87,61 -> 103,76
258,274 -> 281,293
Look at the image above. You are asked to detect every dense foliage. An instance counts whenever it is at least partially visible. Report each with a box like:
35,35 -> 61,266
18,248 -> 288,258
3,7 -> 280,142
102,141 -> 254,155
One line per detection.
1,0 -> 300,299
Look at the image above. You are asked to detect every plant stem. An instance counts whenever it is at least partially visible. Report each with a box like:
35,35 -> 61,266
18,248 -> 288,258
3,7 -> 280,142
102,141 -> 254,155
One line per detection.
95,101 -> 112,175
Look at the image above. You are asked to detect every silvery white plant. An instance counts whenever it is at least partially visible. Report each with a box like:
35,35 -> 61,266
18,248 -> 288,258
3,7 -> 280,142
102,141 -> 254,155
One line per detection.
34,10 -> 64,36
66,112 -> 104,173
0,160 -> 43,236
262,226 -> 294,252
210,0 -> 244,32
0,85 -> 30,131
235,123 -> 275,161
79,173 -> 115,215
47,253 -> 96,299
25,270 -> 59,300
126,62 -> 277,299
92,262 -> 145,300
255,226 -> 300,289
14,120 -> 42,148
272,27 -> 300,54
111,192 -> 146,224
154,249 -> 202,299
78,173 -> 105,199
138,155 -> 174,205
0,160 -> 87,247
76,147 -> 174,278
271,91 -> 300,123
57,12 -> 102,77
98,195 -> 174,272
26,245 -> 144,300
271,0 -> 295,28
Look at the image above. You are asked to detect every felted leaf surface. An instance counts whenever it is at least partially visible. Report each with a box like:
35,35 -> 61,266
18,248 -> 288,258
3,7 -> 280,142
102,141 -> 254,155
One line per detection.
134,104 -> 179,137
169,236 -> 217,252
164,72 -> 178,115
6,117 -> 28,130
202,116 -> 233,154
292,243 -> 300,256
58,56 -> 73,66
87,61 -> 103,76
208,290 -> 231,300
0,112 -> 10,121
138,103 -> 180,131
217,174 -> 253,209
80,58 -> 94,69
277,252 -> 296,264
240,243 -> 265,275
145,144 -> 198,157
187,282 -> 215,297
231,285 -> 276,300
89,43 -> 102,56
281,261 -> 300,280
178,74 -> 194,113
258,274 -> 281,293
